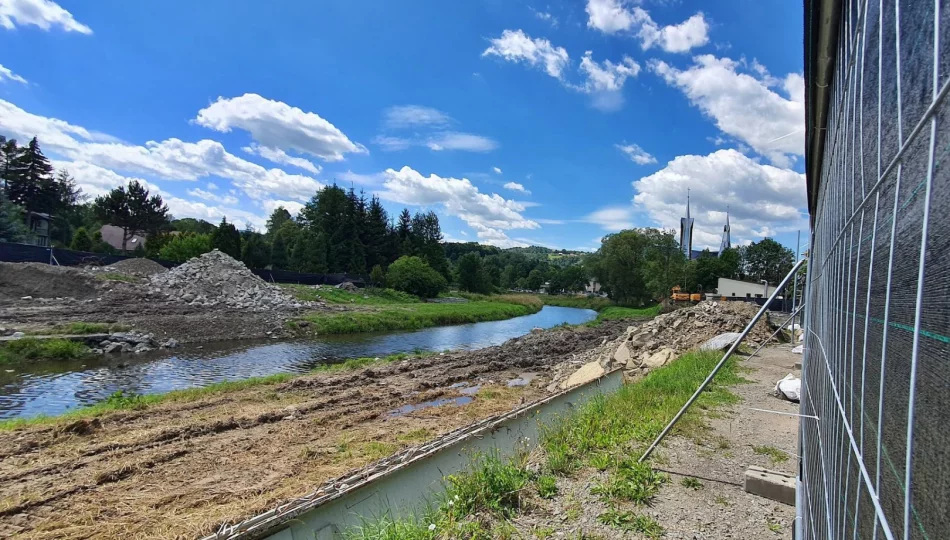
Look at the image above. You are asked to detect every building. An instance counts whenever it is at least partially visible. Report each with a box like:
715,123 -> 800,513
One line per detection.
718,210 -> 731,255
26,212 -> 51,247
98,224 -> 146,252
584,278 -> 601,294
716,277 -> 773,300
679,190 -> 694,258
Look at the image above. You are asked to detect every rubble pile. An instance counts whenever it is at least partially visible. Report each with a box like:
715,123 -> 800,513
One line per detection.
102,258 -> 168,277
148,250 -> 306,311
552,301 -> 776,389
93,331 -> 179,354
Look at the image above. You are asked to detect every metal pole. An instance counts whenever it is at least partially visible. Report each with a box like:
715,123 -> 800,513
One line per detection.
638,257 -> 807,463
747,303 -> 806,359
792,230 -> 801,315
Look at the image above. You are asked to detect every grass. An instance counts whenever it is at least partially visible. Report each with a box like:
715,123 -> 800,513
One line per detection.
540,295 -> 614,311
295,300 -> 541,335
282,284 -> 420,305
0,352 -> 423,431
597,510 -> 664,538
96,272 -> 138,283
26,322 -> 130,335
536,474 -> 558,499
681,476 -> 703,490
586,305 -> 662,326
753,445 -> 790,463
590,459 -> 668,505
0,338 -> 90,364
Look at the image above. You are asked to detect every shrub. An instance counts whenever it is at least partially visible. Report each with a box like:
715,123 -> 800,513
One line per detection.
70,226 -> 93,251
369,264 -> 386,287
2,338 -> 89,361
385,256 -> 446,298
159,232 -> 213,262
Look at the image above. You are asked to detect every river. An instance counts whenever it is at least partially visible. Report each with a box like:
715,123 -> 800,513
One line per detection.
0,306 -> 596,419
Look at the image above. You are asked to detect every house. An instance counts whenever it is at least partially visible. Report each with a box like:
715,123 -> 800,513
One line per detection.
99,224 -> 146,252
584,278 -> 601,294
716,277 -> 775,299
26,212 -> 51,247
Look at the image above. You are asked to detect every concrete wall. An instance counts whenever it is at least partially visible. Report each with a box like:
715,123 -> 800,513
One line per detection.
717,277 -> 773,299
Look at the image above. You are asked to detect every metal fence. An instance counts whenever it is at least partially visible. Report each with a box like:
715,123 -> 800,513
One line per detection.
800,0 -> 948,539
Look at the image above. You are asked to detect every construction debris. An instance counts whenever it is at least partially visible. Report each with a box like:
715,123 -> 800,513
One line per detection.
148,250 -> 307,311
102,258 -> 168,277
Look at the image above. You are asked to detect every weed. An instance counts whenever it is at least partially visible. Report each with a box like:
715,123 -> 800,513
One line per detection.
101,390 -> 149,410
1,338 -> 89,362
597,510 -> 664,538
591,459 -> 667,505
397,428 -> 431,443
588,452 -> 615,471
533,525 -> 556,538
768,520 -> 783,532
564,492 -> 582,521
445,453 -> 530,519
716,437 -> 731,449
361,441 -> 398,460
753,445 -> 789,463
681,476 -> 703,490
478,389 -> 501,399
27,322 -> 130,335
491,521 -> 518,540
536,474 -> 558,499
715,495 -> 730,506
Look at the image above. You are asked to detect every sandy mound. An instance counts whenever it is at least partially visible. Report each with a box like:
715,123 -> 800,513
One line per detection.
104,258 -> 168,277
0,262 -> 99,301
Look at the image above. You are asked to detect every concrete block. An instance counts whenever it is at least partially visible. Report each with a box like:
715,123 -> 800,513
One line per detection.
793,362 -> 802,370
560,361 -> 605,390
744,466 -> 795,506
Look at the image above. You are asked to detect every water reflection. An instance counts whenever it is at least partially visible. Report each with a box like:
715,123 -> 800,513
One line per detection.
0,306 -> 595,419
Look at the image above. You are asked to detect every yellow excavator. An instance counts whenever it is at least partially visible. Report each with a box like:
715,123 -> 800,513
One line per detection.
671,286 -> 704,303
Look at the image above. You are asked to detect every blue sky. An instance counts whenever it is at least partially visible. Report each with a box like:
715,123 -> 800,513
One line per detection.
0,0 -> 807,253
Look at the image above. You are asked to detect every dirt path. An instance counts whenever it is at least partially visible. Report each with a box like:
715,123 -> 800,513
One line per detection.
510,344 -> 801,539
0,320 -> 631,539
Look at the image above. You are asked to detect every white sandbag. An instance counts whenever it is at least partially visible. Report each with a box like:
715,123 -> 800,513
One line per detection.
774,374 -> 801,402
792,344 -> 804,354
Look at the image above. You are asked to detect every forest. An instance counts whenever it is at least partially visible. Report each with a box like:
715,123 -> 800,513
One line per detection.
0,135 -> 795,302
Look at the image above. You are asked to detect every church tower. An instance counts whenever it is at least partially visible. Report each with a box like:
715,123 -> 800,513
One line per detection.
679,190 -> 694,258
719,208 -> 731,255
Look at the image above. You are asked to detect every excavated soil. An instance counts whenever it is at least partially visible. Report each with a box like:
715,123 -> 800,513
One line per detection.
0,319 -> 633,540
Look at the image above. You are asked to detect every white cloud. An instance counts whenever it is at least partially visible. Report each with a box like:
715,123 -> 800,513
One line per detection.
482,29 -> 570,79
616,143 -> 656,165
243,143 -> 321,174
651,55 -> 804,166
426,132 -> 498,152
206,182 -> 218,191
261,199 -> 305,218
0,98 -> 325,203
576,51 -> 640,111
585,1 -> 708,53
384,105 -> 452,129
186,187 -> 239,206
337,170 -> 387,186
534,218 -> 566,225
50,160 -> 157,198
585,206 -> 636,231
492,166 -> 502,174
373,135 -> 413,151
469,223 -> 529,248
163,196 -> 266,230
632,149 -> 806,248
503,181 -> 531,194
532,9 -> 558,27
0,63 -> 26,84
0,0 -> 91,34
194,93 -> 366,162
378,166 -> 540,239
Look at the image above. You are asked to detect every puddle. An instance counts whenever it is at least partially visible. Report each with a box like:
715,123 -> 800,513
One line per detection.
507,373 -> 539,387
459,385 -> 481,395
388,396 -> 474,417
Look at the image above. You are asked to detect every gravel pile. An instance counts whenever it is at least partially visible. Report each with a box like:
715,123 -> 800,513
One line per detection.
148,250 -> 305,311
104,258 -> 169,277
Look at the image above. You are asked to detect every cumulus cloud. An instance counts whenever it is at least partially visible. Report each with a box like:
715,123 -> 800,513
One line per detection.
426,132 -> 498,152
243,143 -> 321,174
384,105 -> 452,129
261,199 -> 305,218
0,98 -> 325,203
0,0 -> 92,34
377,166 -> 539,247
50,160 -> 155,198
503,182 -> 531,194
163,196 -> 267,230
482,29 -> 570,79
585,1 -> 708,53
577,51 -> 641,111
632,149 -> 806,248
0,63 -> 26,84
616,143 -> 656,165
186,187 -> 239,206
469,223 -> 529,248
651,55 -> 804,166
195,93 -> 366,162
584,206 -> 636,231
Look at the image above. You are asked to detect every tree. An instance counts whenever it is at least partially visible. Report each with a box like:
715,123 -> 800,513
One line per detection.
172,218 -> 216,235
265,207 -> 293,239
456,252 -> 492,294
92,180 -> 169,251
741,238 -> 794,284
593,230 -> 652,305
290,229 -> 328,273
369,264 -> 386,288
526,268 -> 545,291
6,137 -> 57,215
70,226 -> 93,251
386,256 -> 447,298
90,231 -> 116,254
240,230 -> 270,269
210,217 -> 242,258
270,221 -> 299,269
0,136 -> 23,190
363,196 -> 392,269
0,190 -> 26,242
412,211 -> 450,279
158,233 -> 212,262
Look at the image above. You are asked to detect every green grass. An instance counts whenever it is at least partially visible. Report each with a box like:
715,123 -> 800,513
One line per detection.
681,476 -> 703,490
541,295 -> 614,311
753,445 -> 790,463
590,459 -> 668,505
282,285 -> 420,305
0,352 -> 422,431
536,474 -> 558,499
295,300 -> 541,335
0,338 -> 90,364
597,510 -> 664,538
96,272 -> 138,283
585,305 -> 662,326
26,322 -> 130,335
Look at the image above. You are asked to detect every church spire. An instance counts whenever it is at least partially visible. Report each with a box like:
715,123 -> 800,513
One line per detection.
680,188 -> 694,258
719,206 -> 731,256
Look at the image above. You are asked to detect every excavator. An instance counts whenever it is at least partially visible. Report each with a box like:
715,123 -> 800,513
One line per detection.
670,285 -> 704,303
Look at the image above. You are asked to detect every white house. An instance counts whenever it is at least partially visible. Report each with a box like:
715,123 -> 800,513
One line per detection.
717,277 -> 775,299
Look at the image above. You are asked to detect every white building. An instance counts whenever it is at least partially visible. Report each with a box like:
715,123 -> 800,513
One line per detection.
584,279 -> 601,294
716,277 -> 774,299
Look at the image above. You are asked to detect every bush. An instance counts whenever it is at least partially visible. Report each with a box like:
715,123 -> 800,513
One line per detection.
70,226 -> 93,251
2,338 -> 89,362
369,264 -> 386,287
385,256 -> 446,298
159,232 -> 213,262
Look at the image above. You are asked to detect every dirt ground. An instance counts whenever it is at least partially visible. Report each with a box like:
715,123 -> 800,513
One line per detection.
0,319 -> 632,539
510,344 -> 801,539
0,262 -> 318,343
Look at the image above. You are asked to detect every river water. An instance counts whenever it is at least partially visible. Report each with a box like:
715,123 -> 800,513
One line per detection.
0,306 -> 596,420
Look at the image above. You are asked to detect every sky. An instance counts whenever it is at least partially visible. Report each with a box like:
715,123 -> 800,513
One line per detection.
0,0 -> 808,253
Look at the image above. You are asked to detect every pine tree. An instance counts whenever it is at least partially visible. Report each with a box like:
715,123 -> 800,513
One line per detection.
0,190 -> 27,242
364,196 -> 391,269
265,207 -> 293,239
290,230 -> 328,273
7,137 -> 57,214
0,136 -> 24,191
270,221 -> 299,269
70,226 -> 93,251
210,217 -> 242,258
92,180 -> 170,251
240,230 -> 270,269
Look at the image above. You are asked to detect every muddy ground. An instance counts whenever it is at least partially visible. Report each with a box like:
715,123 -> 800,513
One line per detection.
0,319 -> 633,539
0,262 -> 329,343
510,344 -> 801,539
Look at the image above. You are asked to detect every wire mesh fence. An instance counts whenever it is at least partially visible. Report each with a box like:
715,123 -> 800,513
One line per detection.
800,0 -> 949,539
